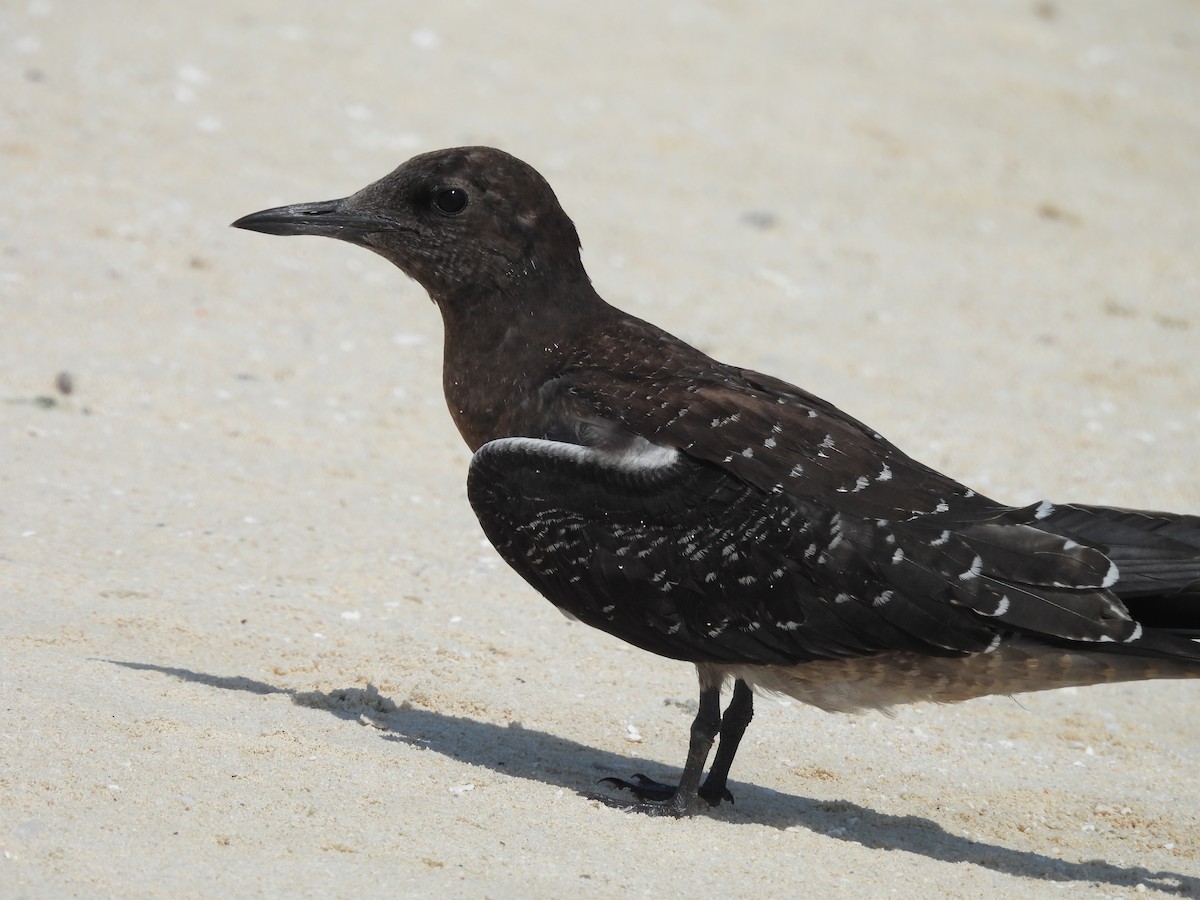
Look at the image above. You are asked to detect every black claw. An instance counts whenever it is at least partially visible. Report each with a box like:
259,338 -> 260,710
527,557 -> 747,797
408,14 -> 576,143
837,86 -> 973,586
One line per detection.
699,783 -> 735,806
598,774 -> 676,802
593,774 -> 735,816
587,790 -> 689,817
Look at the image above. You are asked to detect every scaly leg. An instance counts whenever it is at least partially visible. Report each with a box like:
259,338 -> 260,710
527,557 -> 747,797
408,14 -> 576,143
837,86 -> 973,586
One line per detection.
699,677 -> 753,806
600,674 -> 752,816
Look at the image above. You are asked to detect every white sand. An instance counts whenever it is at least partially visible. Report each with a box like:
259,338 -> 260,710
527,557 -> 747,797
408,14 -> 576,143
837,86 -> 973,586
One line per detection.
3,2 -> 1199,896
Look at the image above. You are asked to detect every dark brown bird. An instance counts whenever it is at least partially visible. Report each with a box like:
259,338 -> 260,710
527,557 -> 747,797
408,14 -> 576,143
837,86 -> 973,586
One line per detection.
233,147 -> 1200,816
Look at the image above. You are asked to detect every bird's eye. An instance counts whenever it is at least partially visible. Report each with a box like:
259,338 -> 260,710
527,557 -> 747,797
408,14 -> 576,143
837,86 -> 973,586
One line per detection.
432,187 -> 469,215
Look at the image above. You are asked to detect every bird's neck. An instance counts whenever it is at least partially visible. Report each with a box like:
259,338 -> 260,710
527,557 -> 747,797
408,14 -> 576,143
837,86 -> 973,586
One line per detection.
435,275 -> 613,451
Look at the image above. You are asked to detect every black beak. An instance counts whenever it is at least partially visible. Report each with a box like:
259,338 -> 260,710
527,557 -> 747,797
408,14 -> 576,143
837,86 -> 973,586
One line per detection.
231,198 -> 408,240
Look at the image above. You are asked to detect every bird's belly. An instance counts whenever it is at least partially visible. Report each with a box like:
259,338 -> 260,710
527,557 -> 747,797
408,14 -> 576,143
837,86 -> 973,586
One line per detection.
724,638 -> 1195,714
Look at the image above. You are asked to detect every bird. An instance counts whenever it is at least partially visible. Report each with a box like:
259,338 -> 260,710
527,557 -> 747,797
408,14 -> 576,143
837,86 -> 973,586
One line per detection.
233,146 -> 1200,817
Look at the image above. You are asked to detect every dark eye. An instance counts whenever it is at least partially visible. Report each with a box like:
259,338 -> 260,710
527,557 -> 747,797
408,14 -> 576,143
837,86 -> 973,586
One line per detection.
432,187 -> 468,215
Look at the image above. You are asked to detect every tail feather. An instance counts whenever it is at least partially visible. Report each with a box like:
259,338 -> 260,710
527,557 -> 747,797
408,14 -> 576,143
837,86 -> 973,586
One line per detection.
1036,502 -> 1200,633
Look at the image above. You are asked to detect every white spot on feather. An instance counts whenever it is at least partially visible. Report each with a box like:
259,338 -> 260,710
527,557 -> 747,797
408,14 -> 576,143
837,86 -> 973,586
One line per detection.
1124,622 -> 1143,643
764,436 -> 777,449
959,555 -> 982,581
992,595 -> 1011,616
1035,500 -> 1055,520
707,619 -> 729,637
852,476 -> 870,492
892,549 -> 904,564
877,464 -> 892,482
874,590 -> 894,607
741,447 -> 754,458
789,463 -> 805,478
481,436 -> 679,474
1103,561 -> 1119,588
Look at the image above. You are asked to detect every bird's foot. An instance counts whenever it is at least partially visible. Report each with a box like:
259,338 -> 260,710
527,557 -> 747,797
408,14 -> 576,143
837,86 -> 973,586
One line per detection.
600,773 -> 676,802
591,774 -> 734,817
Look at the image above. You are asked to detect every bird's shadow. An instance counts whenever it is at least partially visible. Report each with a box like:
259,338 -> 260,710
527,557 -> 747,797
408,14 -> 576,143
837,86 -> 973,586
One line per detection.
106,660 -> 1197,895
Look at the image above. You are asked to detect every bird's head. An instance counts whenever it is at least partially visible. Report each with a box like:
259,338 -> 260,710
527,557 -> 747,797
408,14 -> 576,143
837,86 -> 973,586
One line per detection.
232,146 -> 587,306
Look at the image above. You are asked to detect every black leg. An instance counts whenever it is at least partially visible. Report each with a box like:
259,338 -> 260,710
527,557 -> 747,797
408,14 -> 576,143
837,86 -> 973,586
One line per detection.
598,682 -> 722,816
666,682 -> 723,815
699,678 -> 753,807
597,676 -> 754,817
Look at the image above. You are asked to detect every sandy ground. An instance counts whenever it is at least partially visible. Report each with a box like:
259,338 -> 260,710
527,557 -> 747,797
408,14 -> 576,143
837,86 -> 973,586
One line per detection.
3,1 -> 1200,896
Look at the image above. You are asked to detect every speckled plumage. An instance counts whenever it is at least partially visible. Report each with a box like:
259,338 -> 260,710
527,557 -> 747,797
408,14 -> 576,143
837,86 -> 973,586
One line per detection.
234,146 -> 1200,817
